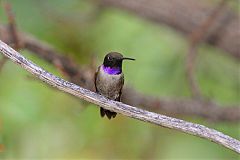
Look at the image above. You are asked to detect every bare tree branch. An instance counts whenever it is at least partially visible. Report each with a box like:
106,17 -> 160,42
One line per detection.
0,24 -> 239,122
0,3 -> 23,72
4,3 -> 23,50
0,40 -> 239,153
186,0 -> 227,99
99,0 -> 240,60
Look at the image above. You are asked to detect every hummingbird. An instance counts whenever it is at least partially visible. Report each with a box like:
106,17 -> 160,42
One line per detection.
94,52 -> 135,119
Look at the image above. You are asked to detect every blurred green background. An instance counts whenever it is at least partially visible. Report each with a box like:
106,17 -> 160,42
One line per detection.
0,0 -> 239,159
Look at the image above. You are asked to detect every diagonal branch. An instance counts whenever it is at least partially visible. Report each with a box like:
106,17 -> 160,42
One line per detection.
0,3 -> 23,72
0,40 -> 240,153
186,0 -> 227,99
4,3 -> 23,50
0,24 -> 239,122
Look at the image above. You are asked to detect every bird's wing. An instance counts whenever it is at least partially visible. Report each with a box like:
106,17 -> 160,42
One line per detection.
116,74 -> 124,101
95,66 -> 107,118
94,66 -> 100,93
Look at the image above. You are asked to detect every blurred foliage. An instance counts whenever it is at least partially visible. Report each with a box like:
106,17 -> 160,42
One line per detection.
0,0 -> 239,159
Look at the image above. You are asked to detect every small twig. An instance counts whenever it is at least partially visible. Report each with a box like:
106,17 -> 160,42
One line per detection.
186,45 -> 201,99
4,3 -> 22,50
0,40 -> 240,153
186,0 -> 227,99
0,3 -> 22,72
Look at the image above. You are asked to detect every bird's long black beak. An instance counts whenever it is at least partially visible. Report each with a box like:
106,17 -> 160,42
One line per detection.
122,57 -> 135,61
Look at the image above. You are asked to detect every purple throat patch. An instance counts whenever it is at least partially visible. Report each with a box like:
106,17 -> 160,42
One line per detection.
102,65 -> 121,75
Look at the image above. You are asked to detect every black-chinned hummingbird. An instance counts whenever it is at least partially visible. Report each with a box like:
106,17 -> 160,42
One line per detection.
95,52 -> 135,119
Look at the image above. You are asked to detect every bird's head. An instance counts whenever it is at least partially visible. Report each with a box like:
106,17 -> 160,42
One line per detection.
103,52 -> 135,69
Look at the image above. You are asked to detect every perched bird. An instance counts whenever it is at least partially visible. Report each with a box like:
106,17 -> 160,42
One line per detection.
95,52 -> 135,119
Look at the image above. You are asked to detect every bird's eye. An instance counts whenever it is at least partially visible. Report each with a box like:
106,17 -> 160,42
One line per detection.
108,56 -> 112,61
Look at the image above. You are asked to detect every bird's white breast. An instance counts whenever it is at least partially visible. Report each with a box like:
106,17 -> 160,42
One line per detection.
96,66 -> 124,100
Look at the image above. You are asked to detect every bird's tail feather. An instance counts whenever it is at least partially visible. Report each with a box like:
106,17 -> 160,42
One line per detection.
100,107 -> 117,119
